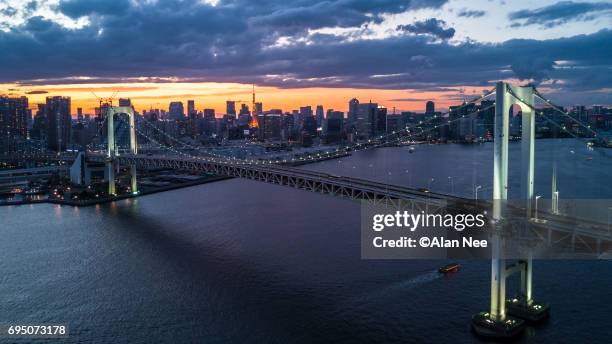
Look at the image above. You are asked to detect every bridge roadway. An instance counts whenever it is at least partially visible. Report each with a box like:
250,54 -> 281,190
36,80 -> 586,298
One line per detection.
4,152 -> 610,250
89,153 -> 451,206
89,153 -> 612,248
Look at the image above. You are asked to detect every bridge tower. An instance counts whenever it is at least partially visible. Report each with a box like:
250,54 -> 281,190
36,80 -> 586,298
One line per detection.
472,82 -> 549,338
106,106 -> 138,196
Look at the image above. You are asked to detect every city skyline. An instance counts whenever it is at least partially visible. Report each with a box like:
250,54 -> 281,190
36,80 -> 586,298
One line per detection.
2,82 -> 492,116
0,0 -> 611,112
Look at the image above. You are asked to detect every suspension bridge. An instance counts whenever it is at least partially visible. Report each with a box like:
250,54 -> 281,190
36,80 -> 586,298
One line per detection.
4,82 -> 612,338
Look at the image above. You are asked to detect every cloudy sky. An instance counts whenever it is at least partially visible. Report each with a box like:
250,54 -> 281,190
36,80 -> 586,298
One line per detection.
0,0 -> 611,114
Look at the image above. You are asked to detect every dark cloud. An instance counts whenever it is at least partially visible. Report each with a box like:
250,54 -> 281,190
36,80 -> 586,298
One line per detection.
58,0 -> 131,18
0,0 -> 609,105
457,9 -> 486,18
0,6 -> 17,16
397,18 -> 455,40
25,90 -> 49,94
509,1 -> 612,28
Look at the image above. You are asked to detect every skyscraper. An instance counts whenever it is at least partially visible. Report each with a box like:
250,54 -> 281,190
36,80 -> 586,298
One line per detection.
425,101 -> 435,115
348,98 -> 359,126
45,96 -> 71,151
31,104 -> 47,141
259,113 -> 283,141
187,100 -> 195,116
323,110 -> 344,143
0,96 -> 29,155
355,102 -> 378,139
375,106 -> 387,134
298,106 -> 313,128
168,101 -> 184,120
226,101 -> 236,117
315,105 -> 324,128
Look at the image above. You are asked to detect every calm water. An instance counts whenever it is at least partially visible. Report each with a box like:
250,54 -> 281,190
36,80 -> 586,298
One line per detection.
1,140 -> 610,343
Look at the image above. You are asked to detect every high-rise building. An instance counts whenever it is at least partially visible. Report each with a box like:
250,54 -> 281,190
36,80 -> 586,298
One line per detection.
283,113 -> 295,139
45,96 -> 71,151
315,105 -> 324,128
299,106 -> 313,128
255,102 -> 263,115
348,98 -> 359,126
302,114 -> 317,136
259,113 -> 283,141
299,106 -> 313,116
0,96 -> 29,155
323,110 -> 344,143
203,109 -> 215,119
31,104 -> 47,141
168,101 -> 184,120
355,102 -> 378,138
239,104 -> 250,116
226,101 -> 236,117
187,100 -> 195,116
425,101 -> 435,115
375,106 -> 387,134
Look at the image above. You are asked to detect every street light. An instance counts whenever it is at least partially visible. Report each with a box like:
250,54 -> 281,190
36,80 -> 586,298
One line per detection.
532,195 -> 547,224
474,185 -> 482,200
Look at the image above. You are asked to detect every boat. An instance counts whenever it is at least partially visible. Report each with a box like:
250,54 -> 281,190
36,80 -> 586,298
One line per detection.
408,146 -> 415,153
439,263 -> 461,273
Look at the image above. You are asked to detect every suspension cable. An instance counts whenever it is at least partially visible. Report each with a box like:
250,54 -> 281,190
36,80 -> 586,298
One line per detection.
532,89 -> 599,137
506,87 -> 598,146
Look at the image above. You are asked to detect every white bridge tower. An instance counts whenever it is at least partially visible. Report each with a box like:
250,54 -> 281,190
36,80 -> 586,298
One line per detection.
106,106 -> 138,196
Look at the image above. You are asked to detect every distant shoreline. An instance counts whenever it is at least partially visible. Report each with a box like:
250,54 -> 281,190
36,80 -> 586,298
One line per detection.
0,151 -> 349,207
0,175 -> 232,207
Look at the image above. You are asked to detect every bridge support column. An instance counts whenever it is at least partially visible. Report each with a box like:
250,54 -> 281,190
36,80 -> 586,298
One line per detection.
551,163 -> 559,214
507,253 -> 549,322
130,164 -> 138,194
107,160 -> 116,196
489,234 -> 506,321
520,88 -> 535,217
107,110 -> 116,196
519,257 -> 532,303
129,110 -> 138,194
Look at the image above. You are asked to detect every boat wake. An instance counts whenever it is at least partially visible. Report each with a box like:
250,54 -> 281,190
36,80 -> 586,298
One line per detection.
350,270 -> 441,306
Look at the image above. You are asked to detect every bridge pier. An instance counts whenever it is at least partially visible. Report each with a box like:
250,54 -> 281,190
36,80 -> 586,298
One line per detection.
507,255 -> 549,322
107,160 -> 116,196
472,82 -> 549,339
130,164 -> 138,194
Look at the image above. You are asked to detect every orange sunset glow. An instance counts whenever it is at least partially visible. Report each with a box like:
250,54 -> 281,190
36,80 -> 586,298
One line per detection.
1,82 -> 489,117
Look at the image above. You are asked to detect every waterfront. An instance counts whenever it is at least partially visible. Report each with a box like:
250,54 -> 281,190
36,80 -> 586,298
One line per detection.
1,141 -> 611,343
